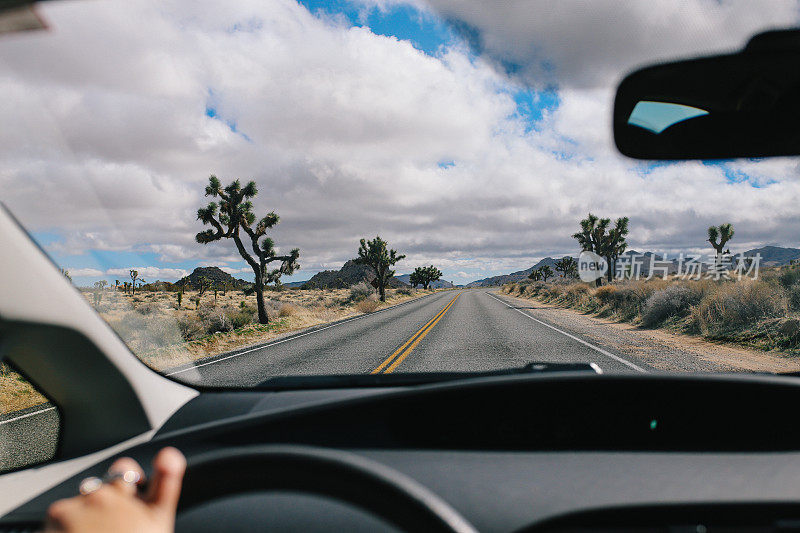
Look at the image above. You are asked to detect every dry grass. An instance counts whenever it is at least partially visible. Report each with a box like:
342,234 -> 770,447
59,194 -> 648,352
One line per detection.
503,266 -> 800,354
278,303 -> 300,317
78,286 -> 435,373
356,298 -> 380,313
0,364 -> 48,415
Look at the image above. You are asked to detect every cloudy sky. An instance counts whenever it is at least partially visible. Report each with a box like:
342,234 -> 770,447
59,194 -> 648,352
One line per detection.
1,0 -> 799,285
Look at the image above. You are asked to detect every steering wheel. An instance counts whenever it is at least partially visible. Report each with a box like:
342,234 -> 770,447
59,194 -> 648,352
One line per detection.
177,445 -> 477,533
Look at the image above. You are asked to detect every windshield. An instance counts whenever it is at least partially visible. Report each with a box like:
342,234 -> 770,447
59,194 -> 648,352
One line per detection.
2,0 -> 800,390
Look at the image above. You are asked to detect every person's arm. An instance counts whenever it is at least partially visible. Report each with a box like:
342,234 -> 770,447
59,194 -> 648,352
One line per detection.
45,447 -> 186,533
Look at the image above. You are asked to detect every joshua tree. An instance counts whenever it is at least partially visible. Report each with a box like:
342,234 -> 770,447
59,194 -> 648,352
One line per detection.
92,280 -> 107,307
573,213 -> 629,285
538,265 -> 554,282
409,270 -> 421,288
554,256 -> 578,279
355,236 -> 405,302
197,276 -> 212,297
176,291 -> 183,308
601,217 -> 629,283
411,265 -> 442,290
196,175 -> 300,324
572,213 -> 608,287
129,270 -> 138,295
708,223 -> 735,259
528,269 -> 542,281
114,279 -> 120,292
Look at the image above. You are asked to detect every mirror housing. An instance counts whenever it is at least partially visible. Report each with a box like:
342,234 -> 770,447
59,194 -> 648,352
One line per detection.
614,29 -> 800,160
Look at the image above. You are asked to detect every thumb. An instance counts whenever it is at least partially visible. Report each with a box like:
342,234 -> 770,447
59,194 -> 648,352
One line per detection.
146,447 -> 187,516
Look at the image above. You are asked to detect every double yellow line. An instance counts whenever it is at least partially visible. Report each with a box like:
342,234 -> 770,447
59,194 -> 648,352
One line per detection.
371,291 -> 462,374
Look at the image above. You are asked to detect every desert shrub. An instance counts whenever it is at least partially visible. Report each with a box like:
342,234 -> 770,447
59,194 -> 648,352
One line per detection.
197,304 -> 232,335
541,284 -> 565,300
593,285 -> 617,304
779,267 -> 800,289
349,282 -> 373,302
694,280 -> 787,336
397,287 -> 413,296
174,314 -> 203,341
641,284 -> 704,327
613,283 -> 659,320
562,283 -> 590,305
787,285 -> 800,312
136,317 -> 183,352
278,303 -> 299,317
135,302 -> 161,315
108,312 -> 183,351
503,283 -> 517,294
225,303 -> 256,329
520,284 -> 539,297
356,299 -> 380,313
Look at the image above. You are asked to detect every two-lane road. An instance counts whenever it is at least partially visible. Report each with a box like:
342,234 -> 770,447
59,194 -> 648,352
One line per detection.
169,289 -> 650,387
5,289 -> 654,469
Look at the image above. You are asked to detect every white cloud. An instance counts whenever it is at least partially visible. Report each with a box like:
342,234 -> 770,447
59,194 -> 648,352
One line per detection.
68,268 -> 104,277
105,267 -> 189,280
419,0 -> 800,88
1,0 -> 799,284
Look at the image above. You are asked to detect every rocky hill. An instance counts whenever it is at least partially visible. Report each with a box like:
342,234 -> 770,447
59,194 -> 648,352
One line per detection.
301,260 -> 409,289
175,266 -> 251,290
744,245 -> 800,266
466,257 -> 563,287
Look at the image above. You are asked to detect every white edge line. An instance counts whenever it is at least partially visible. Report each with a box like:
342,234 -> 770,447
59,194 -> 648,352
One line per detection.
486,292 -> 647,373
0,405 -> 56,426
165,292 -> 447,376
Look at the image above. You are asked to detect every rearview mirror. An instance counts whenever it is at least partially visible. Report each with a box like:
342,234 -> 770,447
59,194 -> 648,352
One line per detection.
614,29 -> 800,160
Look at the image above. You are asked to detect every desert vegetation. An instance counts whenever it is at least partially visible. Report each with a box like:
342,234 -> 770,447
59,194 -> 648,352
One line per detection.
0,362 -> 48,415
502,262 -> 800,353
80,284 -> 429,372
195,175 -> 300,324
409,265 -> 443,289
355,236 -> 405,302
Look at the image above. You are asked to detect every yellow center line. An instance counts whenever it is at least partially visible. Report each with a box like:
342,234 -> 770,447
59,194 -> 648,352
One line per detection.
370,293 -> 457,374
371,291 -> 462,374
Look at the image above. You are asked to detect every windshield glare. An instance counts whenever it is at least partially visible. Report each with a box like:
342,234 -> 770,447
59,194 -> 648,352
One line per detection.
2,0 -> 800,390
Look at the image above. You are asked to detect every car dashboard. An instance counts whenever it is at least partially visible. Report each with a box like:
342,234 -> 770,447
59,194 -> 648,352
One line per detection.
5,372 -> 800,532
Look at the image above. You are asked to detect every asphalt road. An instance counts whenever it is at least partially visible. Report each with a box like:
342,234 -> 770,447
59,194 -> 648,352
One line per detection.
3,289 -> 651,471
167,289 -> 649,387
0,404 -> 59,472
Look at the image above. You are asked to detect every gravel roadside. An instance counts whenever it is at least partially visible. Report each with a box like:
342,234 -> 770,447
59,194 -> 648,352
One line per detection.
495,291 -> 800,374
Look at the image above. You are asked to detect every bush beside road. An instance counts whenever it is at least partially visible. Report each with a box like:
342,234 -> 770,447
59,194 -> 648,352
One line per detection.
502,265 -> 800,355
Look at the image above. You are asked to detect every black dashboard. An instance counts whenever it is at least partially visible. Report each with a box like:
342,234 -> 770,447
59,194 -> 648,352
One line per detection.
6,372 -> 800,531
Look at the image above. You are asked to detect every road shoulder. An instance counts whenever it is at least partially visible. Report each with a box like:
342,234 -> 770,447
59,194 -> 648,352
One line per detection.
494,291 -> 800,374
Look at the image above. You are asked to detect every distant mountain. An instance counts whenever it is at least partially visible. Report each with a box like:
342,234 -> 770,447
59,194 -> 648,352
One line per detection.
283,279 -> 310,288
301,260 -> 409,289
744,245 -> 800,266
395,273 -> 454,289
464,246 -> 800,288
465,257 -> 564,287
175,266 -> 251,290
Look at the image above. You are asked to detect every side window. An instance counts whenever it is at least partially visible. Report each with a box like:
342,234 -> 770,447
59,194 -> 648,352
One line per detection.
0,359 -> 61,472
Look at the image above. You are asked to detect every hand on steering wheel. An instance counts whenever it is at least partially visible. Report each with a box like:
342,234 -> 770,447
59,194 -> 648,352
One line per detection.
44,447 -> 186,533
